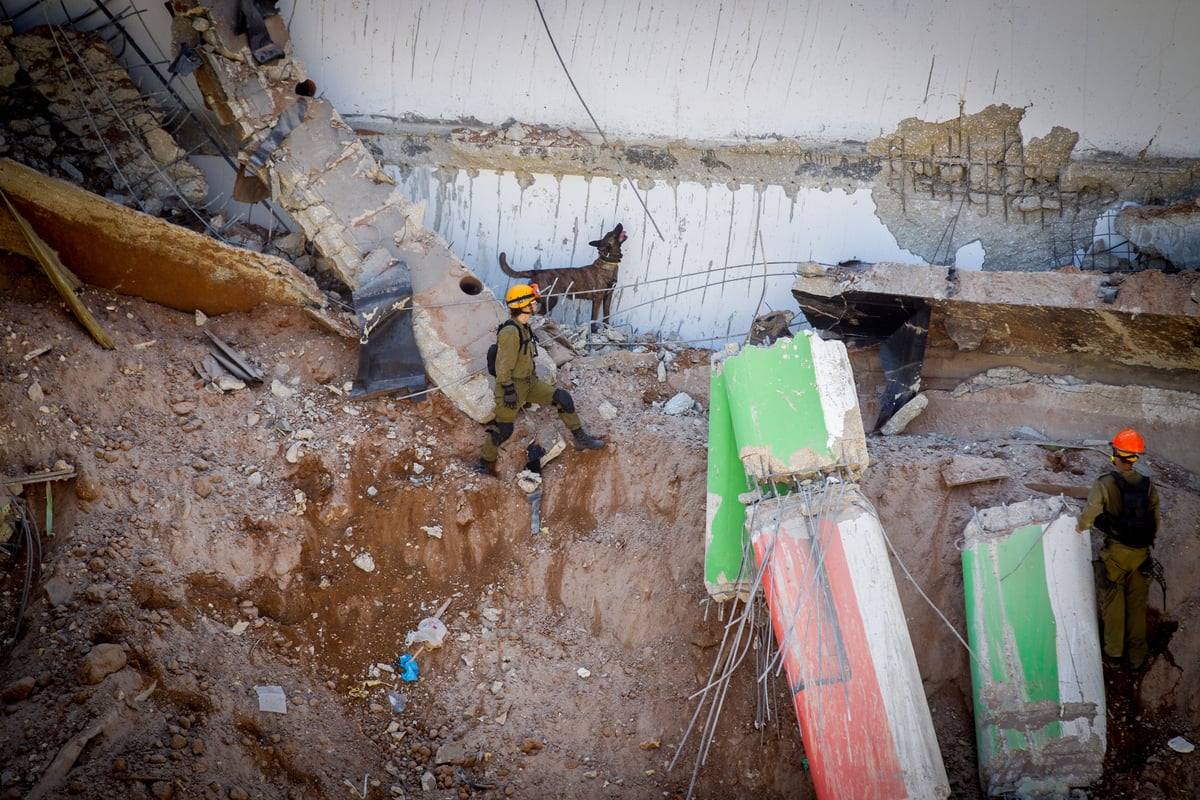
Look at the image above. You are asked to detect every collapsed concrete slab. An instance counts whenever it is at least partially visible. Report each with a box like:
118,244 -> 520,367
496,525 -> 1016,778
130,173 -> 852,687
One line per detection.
940,455 -> 1010,487
912,370 -> 1200,475
792,261 -> 1200,454
177,1 -> 502,421
0,159 -> 350,335
2,25 -> 208,215
1116,198 -> 1200,270
793,261 -> 1200,382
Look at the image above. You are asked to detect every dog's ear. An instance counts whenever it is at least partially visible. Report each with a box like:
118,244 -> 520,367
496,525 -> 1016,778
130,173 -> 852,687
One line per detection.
588,237 -> 603,248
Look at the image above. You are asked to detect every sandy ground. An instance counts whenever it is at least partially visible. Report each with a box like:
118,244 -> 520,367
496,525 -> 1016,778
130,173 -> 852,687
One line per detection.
2,262 -> 1199,800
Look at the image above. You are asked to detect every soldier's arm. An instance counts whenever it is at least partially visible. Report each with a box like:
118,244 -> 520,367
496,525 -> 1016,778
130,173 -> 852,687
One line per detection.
494,325 -> 520,386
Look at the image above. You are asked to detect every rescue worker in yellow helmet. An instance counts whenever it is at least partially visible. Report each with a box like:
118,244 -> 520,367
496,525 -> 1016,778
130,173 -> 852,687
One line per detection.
1076,428 -> 1160,670
473,284 -> 605,476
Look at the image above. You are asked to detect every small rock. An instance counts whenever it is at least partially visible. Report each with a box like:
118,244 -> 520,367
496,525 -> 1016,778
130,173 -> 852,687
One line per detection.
661,393 -> 694,415
26,381 -> 43,403
78,643 -> 127,685
435,741 -> 466,764
44,576 -> 75,607
171,401 -> 196,416
1,676 -> 36,703
270,380 -> 297,399
75,473 -> 101,502
880,393 -> 929,436
85,583 -> 114,602
193,477 -> 213,498
353,553 -> 376,573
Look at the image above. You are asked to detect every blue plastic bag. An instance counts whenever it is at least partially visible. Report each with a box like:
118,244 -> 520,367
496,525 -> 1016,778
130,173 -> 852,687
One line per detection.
397,653 -> 419,682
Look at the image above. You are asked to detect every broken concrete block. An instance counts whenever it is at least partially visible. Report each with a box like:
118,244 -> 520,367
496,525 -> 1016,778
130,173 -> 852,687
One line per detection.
880,392 -> 928,435
718,332 -> 868,480
940,455 -> 1010,487
961,498 -> 1105,798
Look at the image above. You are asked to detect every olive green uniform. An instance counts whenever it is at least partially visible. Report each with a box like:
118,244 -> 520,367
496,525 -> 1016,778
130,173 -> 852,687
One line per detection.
1076,470 -> 1160,666
479,320 -> 581,464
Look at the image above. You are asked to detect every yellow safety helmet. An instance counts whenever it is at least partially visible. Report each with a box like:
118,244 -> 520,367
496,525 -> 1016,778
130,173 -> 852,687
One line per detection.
505,283 -> 540,310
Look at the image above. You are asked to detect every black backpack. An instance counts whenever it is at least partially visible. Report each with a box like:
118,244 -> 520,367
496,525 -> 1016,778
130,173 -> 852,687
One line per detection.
486,320 -> 532,377
1094,471 -> 1156,548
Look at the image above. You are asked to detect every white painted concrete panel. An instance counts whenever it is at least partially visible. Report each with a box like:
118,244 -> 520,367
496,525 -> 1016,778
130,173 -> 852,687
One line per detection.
279,0 -> 1200,157
391,165 -> 922,342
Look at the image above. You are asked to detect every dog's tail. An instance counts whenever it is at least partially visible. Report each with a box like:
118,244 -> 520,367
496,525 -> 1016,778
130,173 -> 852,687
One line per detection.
498,252 -> 527,279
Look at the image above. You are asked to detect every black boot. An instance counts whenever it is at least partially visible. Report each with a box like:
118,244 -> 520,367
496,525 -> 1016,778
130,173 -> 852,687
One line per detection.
472,458 -> 497,477
572,428 -> 605,451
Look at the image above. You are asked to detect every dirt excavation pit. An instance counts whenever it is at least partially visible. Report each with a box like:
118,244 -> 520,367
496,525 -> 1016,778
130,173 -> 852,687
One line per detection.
2,263 -> 1200,800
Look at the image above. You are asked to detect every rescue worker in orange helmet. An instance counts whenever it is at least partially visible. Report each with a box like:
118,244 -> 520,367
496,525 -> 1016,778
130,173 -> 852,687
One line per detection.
1076,428 -> 1160,670
473,284 -> 605,476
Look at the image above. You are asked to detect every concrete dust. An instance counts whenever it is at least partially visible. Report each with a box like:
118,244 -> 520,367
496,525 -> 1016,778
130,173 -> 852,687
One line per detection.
2,262 -> 1199,799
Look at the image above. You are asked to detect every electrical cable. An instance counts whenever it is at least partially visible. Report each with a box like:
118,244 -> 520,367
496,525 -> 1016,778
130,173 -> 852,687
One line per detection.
531,0 -> 664,241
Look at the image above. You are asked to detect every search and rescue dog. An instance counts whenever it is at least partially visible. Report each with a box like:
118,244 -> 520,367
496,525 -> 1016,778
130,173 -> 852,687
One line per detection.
498,223 -> 627,330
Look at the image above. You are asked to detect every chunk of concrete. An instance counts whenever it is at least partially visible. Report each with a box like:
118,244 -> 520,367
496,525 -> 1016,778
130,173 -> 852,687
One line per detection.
880,392 -> 928,436
941,455 -> 1010,487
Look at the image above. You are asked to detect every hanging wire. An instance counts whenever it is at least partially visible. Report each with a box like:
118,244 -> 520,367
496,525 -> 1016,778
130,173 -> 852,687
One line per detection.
669,499 -> 777,800
2,484 -> 43,643
531,0 -> 664,241
866,498 -> 978,662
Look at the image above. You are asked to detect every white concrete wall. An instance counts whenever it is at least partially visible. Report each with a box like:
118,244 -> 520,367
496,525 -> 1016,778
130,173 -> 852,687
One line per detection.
12,0 -> 1197,342
392,165 -> 923,342
281,0 -> 1200,158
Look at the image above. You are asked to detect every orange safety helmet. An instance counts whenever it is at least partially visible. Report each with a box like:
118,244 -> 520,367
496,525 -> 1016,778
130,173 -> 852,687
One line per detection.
1111,428 -> 1145,455
505,283 -> 540,311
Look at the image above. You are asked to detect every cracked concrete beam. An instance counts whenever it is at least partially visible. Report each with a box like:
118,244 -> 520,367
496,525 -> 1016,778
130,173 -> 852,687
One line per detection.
1116,198 -> 1200,269
180,0 -> 500,419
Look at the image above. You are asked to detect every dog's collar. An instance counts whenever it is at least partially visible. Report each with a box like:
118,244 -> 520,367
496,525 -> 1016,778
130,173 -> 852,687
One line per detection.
599,257 -> 621,265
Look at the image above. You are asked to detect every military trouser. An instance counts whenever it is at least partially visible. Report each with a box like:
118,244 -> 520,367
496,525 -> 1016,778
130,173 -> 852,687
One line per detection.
479,375 -> 581,463
1099,540 -> 1151,665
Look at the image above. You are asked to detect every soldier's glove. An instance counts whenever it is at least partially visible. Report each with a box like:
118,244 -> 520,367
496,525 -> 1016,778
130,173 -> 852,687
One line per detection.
502,383 -> 518,409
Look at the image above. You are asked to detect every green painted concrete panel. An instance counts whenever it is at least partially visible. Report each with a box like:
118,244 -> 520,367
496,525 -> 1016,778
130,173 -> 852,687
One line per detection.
705,365 -> 752,600
963,516 -> 1072,793
997,524 -> 1061,716
721,335 -> 829,478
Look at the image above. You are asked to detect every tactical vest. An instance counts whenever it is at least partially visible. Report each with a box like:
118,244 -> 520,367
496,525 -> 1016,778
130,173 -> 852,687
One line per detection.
1093,471 -> 1156,548
486,320 -> 534,377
